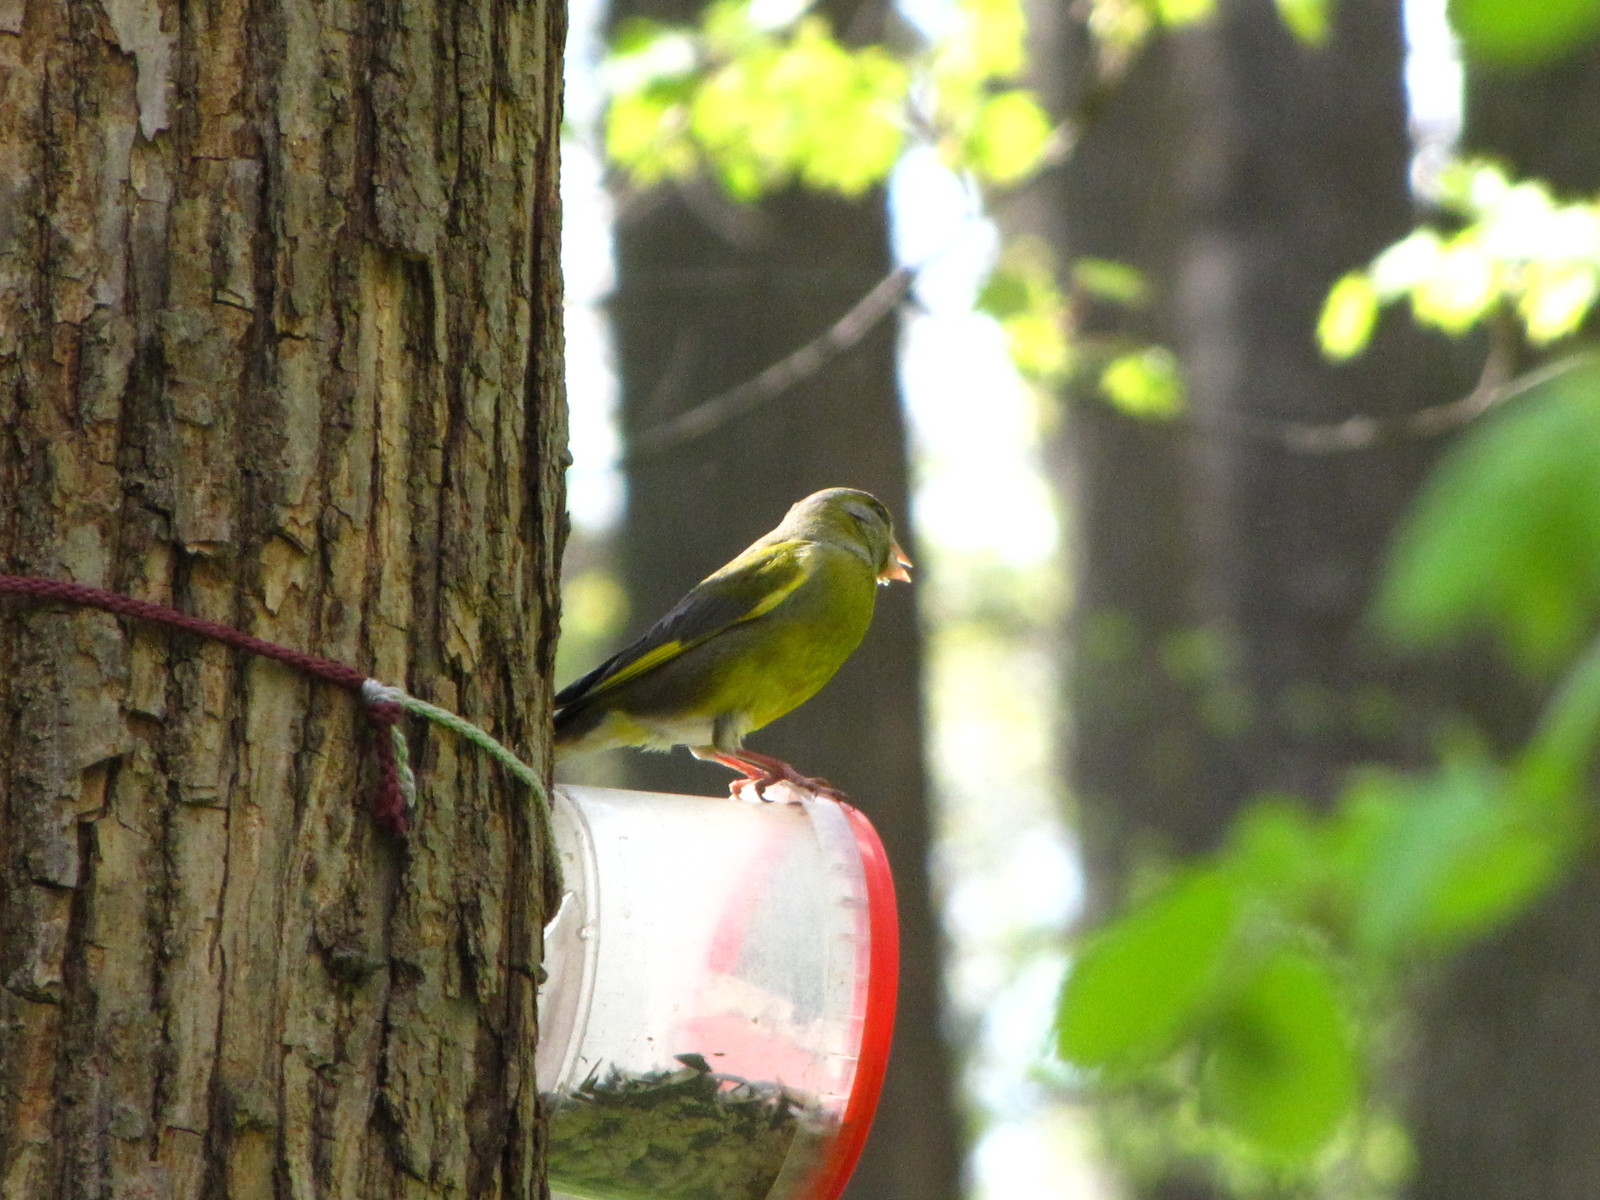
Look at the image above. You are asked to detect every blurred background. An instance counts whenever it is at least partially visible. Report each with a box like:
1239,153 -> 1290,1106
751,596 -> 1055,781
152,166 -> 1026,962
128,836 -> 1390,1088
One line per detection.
554,1 -> 1600,1197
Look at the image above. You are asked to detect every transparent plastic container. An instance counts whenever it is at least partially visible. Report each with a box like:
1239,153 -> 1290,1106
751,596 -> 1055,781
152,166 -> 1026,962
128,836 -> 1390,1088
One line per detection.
539,783 -> 899,1200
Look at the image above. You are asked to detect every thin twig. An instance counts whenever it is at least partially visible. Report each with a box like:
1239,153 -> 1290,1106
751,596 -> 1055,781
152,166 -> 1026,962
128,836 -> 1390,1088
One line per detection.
622,265 -> 916,463
1188,324 -> 1574,455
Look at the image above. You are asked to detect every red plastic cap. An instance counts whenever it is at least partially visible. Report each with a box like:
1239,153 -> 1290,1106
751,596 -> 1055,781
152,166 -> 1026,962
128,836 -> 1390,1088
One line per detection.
811,801 -> 900,1200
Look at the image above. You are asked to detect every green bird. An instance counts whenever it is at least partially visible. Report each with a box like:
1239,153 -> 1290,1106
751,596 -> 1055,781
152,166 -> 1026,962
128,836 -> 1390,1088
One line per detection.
554,488 -> 912,799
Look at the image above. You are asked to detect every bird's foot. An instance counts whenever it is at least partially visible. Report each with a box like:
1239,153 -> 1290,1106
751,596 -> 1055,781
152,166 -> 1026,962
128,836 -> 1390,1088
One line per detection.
711,750 -> 849,804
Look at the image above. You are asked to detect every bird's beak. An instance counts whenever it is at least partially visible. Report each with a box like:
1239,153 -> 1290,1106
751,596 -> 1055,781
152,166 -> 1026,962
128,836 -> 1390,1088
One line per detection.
879,541 -> 913,584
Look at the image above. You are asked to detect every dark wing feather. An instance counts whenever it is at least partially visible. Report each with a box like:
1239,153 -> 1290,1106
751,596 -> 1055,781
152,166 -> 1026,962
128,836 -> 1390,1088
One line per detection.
554,540 -> 809,712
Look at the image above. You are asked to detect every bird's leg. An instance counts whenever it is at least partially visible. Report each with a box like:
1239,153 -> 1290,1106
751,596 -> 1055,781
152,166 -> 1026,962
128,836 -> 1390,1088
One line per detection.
706,749 -> 848,803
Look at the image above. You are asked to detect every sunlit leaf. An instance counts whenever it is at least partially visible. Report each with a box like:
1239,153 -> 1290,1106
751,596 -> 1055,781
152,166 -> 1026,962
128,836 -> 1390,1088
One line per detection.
1157,0 -> 1218,25
1318,272 -> 1380,360
961,0 -> 1028,78
605,24 -> 699,91
702,0 -> 757,48
1072,258 -> 1148,308
1087,0 -> 1156,53
1057,869 -> 1241,1070
968,90 -> 1054,184
979,247 -> 1073,381
1100,346 -> 1184,418
611,16 -> 673,56
1409,236 -> 1498,334
606,89 -> 696,185
1205,950 -> 1358,1160
1368,228 -> 1445,297
1450,0 -> 1600,64
1007,312 -> 1073,380
1274,0 -> 1329,43
685,18 -> 907,199
1378,356 -> 1600,670
976,267 -> 1032,320
1518,259 -> 1600,343
1434,157 -> 1513,214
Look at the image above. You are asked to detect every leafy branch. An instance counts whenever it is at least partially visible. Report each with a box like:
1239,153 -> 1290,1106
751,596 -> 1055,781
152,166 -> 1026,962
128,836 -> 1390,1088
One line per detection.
1056,356 -> 1600,1167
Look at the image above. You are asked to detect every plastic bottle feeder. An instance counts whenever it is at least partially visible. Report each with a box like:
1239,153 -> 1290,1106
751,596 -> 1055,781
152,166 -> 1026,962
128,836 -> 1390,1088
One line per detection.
538,783 -> 899,1200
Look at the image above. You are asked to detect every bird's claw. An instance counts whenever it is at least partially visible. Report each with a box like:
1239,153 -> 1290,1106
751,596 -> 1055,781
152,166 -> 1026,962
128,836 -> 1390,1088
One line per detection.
733,776 -> 847,805
716,751 -> 849,804
729,776 -> 787,804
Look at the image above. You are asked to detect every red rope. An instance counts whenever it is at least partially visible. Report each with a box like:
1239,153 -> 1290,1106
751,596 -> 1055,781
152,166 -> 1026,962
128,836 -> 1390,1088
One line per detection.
0,573 -> 410,835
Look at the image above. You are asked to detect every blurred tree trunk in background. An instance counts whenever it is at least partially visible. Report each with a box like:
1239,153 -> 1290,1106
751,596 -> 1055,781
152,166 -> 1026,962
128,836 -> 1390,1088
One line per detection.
1156,0 -> 1452,800
601,1 -> 963,1195
1404,48 -> 1600,1200
1049,0 -> 1448,911
1038,0 -> 1475,1195
1036,18 -> 1235,912
1464,44 -> 1600,195
0,0 -> 566,1192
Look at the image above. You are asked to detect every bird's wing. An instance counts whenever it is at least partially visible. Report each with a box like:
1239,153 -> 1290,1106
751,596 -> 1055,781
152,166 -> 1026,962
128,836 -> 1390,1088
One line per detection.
554,539 -> 811,709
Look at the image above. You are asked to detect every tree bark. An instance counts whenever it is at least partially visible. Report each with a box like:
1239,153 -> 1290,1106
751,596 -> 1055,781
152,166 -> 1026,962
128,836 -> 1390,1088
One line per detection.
0,0 -> 567,1194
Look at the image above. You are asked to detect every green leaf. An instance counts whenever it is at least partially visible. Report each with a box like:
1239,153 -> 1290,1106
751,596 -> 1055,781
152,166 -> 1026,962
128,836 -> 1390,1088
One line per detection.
975,268 -> 1031,320
1157,0 -> 1218,25
682,18 -> 908,199
1318,272 -> 1380,360
1450,0 -> 1600,64
1100,346 -> 1184,419
1071,258 -> 1148,308
1408,235 -> 1498,334
960,0 -> 1028,78
1205,950 -> 1358,1160
1378,356 -> 1600,671
1519,259 -> 1600,344
1225,798 -> 1326,903
1515,635 -> 1600,822
1274,0 -> 1329,43
1057,869 -> 1241,1070
968,90 -> 1054,185
978,247 -> 1073,381
611,16 -> 671,56
606,88 -> 697,185
1345,761 -> 1562,956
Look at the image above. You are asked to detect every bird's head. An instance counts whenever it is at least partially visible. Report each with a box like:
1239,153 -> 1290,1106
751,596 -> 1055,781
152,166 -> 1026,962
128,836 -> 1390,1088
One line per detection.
780,488 -> 913,585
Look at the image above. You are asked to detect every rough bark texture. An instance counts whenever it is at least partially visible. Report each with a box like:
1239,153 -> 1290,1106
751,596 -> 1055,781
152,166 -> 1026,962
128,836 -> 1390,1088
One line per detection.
589,1 -> 964,1191
0,0 -> 567,1194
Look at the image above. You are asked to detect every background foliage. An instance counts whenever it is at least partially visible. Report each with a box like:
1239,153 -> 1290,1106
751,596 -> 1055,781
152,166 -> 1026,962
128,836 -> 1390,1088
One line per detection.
580,0 -> 1600,1192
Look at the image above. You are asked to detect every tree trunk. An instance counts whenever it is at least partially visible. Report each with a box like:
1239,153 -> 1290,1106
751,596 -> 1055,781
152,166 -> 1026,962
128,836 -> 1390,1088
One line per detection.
1042,1 -> 1468,1194
0,0 -> 567,1194
594,3 -> 963,1193
1049,0 -> 1447,897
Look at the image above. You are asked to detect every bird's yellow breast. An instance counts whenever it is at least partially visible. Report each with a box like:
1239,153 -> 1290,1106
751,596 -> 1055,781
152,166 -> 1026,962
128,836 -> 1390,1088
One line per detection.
676,541 -> 878,735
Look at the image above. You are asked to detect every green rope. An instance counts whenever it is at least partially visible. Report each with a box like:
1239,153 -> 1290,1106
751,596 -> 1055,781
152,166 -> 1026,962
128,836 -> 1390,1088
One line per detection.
360,678 -> 562,900
360,679 -> 552,822
375,683 -> 544,791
